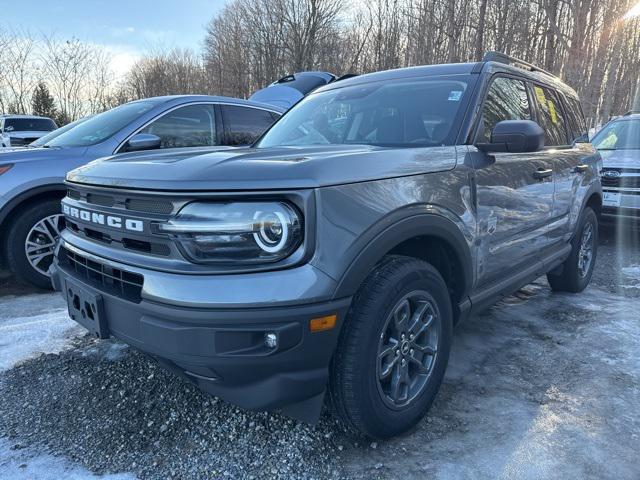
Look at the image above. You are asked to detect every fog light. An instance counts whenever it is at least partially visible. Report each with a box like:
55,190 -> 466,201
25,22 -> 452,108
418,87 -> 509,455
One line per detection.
264,332 -> 278,349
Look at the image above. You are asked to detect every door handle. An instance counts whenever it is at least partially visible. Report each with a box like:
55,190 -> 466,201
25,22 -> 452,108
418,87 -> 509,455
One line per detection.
574,164 -> 588,173
533,168 -> 553,180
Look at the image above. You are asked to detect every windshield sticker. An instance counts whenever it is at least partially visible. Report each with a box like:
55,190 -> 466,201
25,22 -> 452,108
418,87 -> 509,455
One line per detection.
448,90 -> 463,101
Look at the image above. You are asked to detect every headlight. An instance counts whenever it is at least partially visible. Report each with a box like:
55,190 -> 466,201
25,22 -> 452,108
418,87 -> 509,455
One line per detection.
157,202 -> 302,264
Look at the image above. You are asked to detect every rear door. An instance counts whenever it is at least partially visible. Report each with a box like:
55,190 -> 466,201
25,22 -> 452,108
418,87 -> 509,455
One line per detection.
472,75 -> 556,285
529,85 -> 589,244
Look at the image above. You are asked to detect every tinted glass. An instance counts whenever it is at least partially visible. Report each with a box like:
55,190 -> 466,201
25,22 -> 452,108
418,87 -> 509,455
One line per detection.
46,100 -> 160,147
222,105 -> 277,146
140,104 -> 217,149
31,116 -> 92,147
532,85 -> 568,146
592,119 -> 640,150
478,77 -> 530,142
4,118 -> 56,132
563,96 -> 588,143
258,76 -> 471,148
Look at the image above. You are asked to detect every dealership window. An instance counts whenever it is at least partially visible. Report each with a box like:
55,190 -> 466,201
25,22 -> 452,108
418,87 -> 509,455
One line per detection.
531,85 -> 569,146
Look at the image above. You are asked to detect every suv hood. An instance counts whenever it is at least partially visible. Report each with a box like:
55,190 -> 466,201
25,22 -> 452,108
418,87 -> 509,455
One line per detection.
8,130 -> 49,139
66,145 -> 458,191
599,149 -> 640,169
0,145 -> 85,163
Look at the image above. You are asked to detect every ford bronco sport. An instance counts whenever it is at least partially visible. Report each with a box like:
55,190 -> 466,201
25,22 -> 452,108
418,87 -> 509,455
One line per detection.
51,53 -> 602,439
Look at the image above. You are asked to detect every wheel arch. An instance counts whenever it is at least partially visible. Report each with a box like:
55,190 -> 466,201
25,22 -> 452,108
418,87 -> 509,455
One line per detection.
333,213 -> 473,324
0,184 -> 66,261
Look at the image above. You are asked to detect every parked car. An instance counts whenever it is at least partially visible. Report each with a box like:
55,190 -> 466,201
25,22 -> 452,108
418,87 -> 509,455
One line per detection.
591,111 -> 640,222
0,95 -> 284,288
51,52 -> 602,438
0,114 -> 57,147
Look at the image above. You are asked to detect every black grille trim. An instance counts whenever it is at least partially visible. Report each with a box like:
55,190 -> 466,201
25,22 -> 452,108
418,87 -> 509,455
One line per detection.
59,247 -> 144,302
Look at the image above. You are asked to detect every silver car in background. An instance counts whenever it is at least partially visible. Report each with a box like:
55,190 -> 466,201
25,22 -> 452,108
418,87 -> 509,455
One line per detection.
592,112 -> 640,222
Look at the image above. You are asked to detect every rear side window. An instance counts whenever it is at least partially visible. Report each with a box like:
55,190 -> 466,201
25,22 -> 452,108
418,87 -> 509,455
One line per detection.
141,104 -> 217,149
563,96 -> 589,143
531,85 -> 568,146
222,106 -> 277,146
478,77 -> 531,142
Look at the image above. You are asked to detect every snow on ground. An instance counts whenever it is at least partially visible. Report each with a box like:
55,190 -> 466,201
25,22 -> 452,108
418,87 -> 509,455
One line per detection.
0,293 -> 84,371
0,438 -> 134,480
621,265 -> 640,289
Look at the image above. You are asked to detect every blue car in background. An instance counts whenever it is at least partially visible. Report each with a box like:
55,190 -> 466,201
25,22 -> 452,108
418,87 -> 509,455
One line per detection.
0,95 -> 285,287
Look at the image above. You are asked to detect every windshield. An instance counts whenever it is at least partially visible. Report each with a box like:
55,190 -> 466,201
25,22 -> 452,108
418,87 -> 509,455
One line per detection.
30,116 -> 92,147
4,118 -> 56,132
44,100 -> 159,147
592,119 -> 640,150
256,75 -> 471,149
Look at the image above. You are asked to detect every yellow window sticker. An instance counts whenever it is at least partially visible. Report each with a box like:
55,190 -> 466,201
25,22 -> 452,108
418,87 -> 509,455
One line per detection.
548,100 -> 558,124
534,86 -> 546,105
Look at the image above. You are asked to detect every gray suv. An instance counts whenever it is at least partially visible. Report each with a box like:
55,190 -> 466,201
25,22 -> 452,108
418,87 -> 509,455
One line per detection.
51,53 -> 602,439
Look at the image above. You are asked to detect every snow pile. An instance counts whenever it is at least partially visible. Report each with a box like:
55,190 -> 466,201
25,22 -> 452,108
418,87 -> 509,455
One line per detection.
0,293 -> 84,371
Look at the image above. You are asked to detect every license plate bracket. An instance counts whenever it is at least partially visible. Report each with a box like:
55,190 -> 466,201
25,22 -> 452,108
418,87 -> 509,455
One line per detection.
603,191 -> 621,207
65,279 -> 109,339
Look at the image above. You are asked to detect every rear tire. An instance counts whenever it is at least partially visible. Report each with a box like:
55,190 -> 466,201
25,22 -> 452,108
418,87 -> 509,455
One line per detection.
547,207 -> 598,293
329,255 -> 453,439
4,199 -> 64,289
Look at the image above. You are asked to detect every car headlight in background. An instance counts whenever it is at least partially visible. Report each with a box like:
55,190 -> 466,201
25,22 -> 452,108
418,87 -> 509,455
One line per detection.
156,202 -> 303,264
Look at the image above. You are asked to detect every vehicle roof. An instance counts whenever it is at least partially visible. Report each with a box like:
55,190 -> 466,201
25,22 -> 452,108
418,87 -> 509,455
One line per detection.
315,60 -> 579,99
135,95 -> 286,113
0,114 -> 54,119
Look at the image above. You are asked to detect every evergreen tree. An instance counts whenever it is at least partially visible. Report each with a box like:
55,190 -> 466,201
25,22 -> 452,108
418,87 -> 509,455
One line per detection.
31,82 -> 57,119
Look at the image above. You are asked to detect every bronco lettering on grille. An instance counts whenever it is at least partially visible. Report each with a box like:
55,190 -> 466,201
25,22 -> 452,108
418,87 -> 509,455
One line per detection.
62,203 -> 144,232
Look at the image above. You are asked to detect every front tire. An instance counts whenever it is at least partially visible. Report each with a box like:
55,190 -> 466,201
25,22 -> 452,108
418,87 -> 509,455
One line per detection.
4,199 -> 65,289
547,207 -> 598,293
329,255 -> 453,439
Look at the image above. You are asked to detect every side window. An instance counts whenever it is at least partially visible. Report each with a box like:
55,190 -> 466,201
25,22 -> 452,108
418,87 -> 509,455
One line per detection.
140,104 -> 217,149
531,85 -> 568,146
222,105 -> 277,146
478,77 -> 531,142
563,96 -> 589,143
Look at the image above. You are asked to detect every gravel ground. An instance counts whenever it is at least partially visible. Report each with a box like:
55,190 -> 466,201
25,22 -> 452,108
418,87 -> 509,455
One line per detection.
0,224 -> 638,479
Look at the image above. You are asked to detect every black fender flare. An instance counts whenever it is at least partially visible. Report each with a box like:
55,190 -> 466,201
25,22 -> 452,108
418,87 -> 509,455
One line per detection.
333,212 -> 474,300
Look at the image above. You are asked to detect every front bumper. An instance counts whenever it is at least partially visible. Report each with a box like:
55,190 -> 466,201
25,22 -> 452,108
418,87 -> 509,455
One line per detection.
51,241 -> 351,420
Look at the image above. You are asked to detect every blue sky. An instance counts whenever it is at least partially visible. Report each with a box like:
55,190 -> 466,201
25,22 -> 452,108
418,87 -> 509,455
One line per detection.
2,0 -> 226,74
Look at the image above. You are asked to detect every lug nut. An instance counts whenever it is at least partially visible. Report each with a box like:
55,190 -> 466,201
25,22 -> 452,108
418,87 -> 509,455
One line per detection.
401,359 -> 406,366
410,349 -> 414,355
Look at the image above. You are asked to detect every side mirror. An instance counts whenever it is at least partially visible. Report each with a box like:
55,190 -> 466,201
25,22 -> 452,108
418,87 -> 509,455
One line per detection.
124,133 -> 161,152
476,120 -> 544,153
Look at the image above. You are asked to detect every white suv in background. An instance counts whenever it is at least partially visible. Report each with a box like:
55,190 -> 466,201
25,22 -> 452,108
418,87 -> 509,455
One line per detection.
0,114 -> 58,148
592,112 -> 640,222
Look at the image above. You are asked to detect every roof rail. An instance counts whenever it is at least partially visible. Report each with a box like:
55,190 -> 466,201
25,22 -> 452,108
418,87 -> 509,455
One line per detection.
623,110 -> 640,116
482,51 -> 557,79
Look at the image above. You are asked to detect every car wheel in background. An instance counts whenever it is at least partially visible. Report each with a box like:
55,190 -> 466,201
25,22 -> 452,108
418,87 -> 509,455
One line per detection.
547,207 -> 598,293
4,199 -> 64,289
329,255 -> 453,439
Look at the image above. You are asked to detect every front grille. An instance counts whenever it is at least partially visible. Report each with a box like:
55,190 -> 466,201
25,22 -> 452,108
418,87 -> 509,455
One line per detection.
601,169 -> 640,189
66,220 -> 171,257
59,247 -> 144,302
86,193 -> 115,207
66,188 -> 175,215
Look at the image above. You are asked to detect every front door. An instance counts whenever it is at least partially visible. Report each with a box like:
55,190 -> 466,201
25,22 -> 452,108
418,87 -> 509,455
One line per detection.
472,76 -> 555,285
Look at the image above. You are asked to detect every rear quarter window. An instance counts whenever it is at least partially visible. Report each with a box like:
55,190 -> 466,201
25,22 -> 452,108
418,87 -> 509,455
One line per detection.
562,96 -> 589,143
